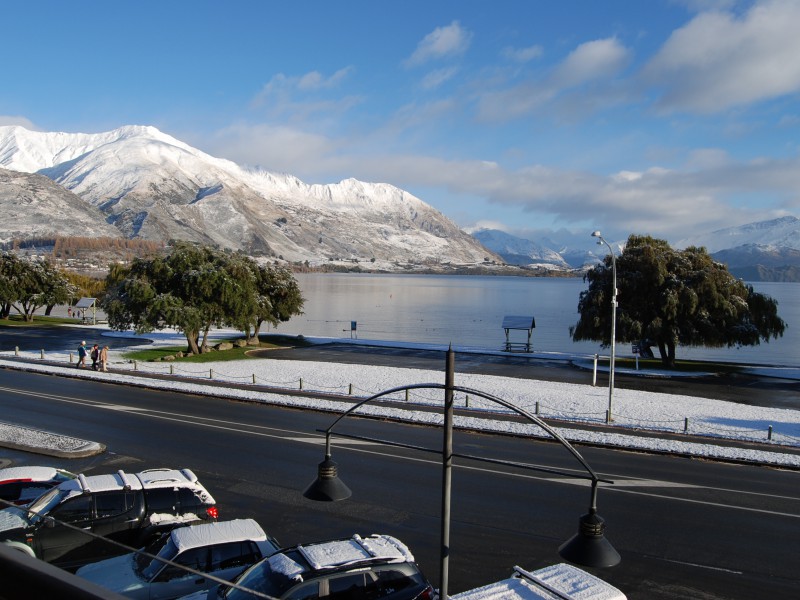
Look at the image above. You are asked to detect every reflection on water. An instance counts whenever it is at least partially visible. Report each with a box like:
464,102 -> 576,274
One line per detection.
278,273 -> 799,366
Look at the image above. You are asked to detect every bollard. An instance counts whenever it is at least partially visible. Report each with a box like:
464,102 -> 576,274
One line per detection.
465,395 -> 470,408
405,389 -> 409,402
170,365 -> 174,375
15,346 -> 19,357
299,378 -> 303,390
134,360 -> 137,371
40,349 -> 45,360
69,352 -> 73,364
210,369 -> 214,379
605,410 -> 610,424
592,354 -> 598,386
348,383 -> 353,395
635,355 -> 639,371
684,417 -> 689,433
253,374 -> 256,385
535,401 -> 539,415
768,425 -> 773,441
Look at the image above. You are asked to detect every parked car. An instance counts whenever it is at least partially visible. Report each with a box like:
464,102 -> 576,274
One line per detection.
180,533 -> 435,600
76,518 -> 280,600
0,466 -> 75,506
0,468 -> 217,570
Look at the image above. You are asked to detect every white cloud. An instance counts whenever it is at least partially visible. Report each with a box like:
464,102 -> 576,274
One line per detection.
502,44 -> 544,63
476,37 -> 631,122
420,67 -> 460,90
551,38 -> 631,88
644,0 -> 800,113
404,21 -> 472,68
252,67 -> 355,108
0,115 -> 38,129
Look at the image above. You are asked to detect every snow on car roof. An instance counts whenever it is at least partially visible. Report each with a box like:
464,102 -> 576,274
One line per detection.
135,468 -> 198,487
171,519 -> 267,553
298,534 -> 413,571
0,466 -> 61,482
450,564 -> 627,600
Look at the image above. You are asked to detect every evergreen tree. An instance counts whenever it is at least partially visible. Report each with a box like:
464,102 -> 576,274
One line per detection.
571,235 -> 786,368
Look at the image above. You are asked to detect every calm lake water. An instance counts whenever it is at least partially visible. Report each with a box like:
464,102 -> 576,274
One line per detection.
283,273 -> 799,367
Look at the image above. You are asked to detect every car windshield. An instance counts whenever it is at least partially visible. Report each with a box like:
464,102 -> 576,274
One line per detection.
223,552 -> 303,599
139,536 -> 180,581
25,487 -> 70,523
134,532 -> 174,577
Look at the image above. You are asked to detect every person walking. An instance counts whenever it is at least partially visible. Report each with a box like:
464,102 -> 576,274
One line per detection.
76,341 -> 88,368
99,345 -> 109,372
90,344 -> 99,371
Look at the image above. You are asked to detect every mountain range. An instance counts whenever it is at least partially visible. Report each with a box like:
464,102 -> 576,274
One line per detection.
0,125 -> 498,269
1,124 -> 798,281
474,216 -> 800,281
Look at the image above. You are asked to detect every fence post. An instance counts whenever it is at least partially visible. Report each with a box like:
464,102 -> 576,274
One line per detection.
535,401 -> 539,415
592,354 -> 598,386
299,378 -> 303,390
348,383 -> 353,395
768,425 -> 773,441
684,417 -> 689,433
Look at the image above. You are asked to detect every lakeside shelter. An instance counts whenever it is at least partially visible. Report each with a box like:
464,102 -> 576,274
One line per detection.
74,297 -> 97,325
502,315 -> 536,352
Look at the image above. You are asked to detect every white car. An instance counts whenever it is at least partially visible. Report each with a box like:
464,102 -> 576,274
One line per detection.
0,465 -> 75,507
76,518 -> 280,600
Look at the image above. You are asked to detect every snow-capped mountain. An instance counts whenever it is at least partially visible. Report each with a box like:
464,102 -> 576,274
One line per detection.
0,125 -> 499,267
675,216 -> 800,253
471,229 -> 570,269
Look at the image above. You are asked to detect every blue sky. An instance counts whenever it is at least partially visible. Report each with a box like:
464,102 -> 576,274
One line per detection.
4,0 -> 800,245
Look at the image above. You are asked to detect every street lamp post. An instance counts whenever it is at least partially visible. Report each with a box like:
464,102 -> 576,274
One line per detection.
303,348 -> 620,599
591,231 -> 617,423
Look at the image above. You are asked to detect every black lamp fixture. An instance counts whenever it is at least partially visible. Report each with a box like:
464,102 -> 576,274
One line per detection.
303,454 -> 351,502
558,481 -> 621,568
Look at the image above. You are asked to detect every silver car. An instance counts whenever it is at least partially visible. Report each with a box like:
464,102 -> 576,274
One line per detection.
76,518 -> 280,600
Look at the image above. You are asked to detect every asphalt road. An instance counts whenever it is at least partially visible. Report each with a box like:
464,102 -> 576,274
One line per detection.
1,368 -> 798,599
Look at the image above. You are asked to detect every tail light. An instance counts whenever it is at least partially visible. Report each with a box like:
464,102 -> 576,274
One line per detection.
206,506 -> 218,520
416,585 -> 436,600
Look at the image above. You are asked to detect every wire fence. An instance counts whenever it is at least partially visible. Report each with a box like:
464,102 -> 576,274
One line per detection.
3,347 -> 799,448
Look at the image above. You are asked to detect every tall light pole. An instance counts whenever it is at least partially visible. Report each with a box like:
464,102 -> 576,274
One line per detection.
592,231 -> 617,423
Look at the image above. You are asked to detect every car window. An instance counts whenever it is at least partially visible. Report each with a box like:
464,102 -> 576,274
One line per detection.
144,488 -> 177,513
328,572 -> 367,600
177,487 -> 207,512
374,565 -> 425,597
156,546 -> 209,582
49,495 -> 92,523
284,581 -> 320,600
210,541 -> 259,571
94,491 -> 135,519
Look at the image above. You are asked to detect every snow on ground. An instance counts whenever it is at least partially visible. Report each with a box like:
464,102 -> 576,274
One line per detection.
1,327 -> 799,468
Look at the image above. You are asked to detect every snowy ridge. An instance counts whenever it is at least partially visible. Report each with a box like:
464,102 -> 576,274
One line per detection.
0,125 -> 496,266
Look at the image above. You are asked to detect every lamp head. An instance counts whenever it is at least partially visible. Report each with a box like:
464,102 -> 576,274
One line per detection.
591,231 -> 602,238
558,510 -> 621,568
303,456 -> 352,502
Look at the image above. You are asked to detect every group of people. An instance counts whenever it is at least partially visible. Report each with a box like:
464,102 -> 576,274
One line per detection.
76,341 -> 109,372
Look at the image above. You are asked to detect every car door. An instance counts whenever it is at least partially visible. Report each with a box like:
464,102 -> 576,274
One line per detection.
91,489 -> 141,556
37,494 -> 93,564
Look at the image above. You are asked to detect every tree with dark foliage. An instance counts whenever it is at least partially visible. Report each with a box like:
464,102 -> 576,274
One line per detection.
571,235 -> 786,368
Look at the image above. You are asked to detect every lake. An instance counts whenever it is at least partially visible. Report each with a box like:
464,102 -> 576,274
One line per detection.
280,273 -> 799,367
